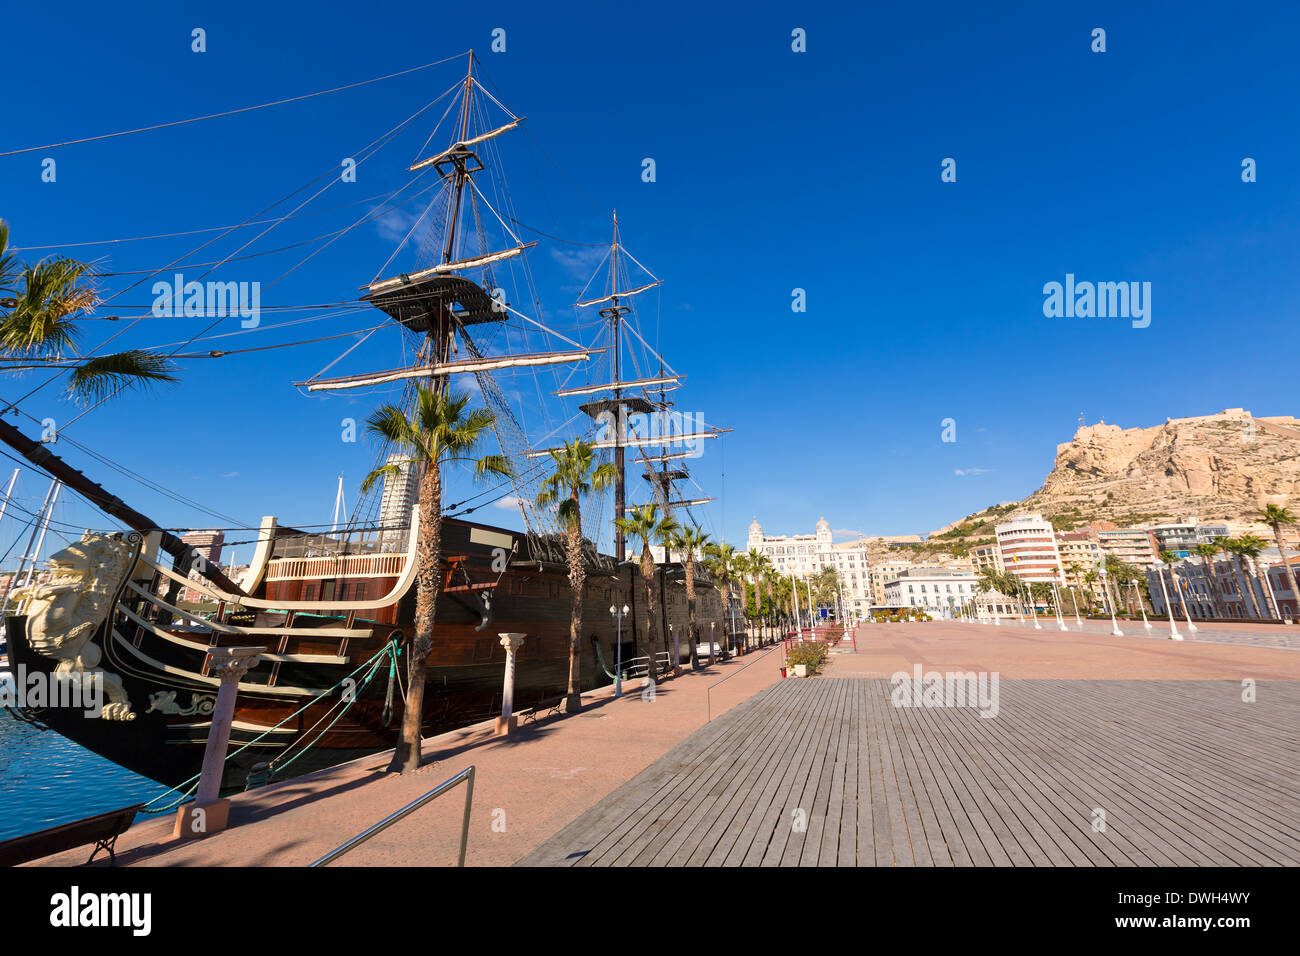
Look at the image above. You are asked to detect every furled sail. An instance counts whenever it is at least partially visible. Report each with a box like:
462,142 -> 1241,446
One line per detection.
407,117 -> 526,172
299,349 -> 599,392
364,242 -> 537,295
574,280 -> 662,309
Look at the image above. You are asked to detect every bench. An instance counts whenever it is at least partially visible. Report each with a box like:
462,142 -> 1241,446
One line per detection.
0,803 -> 144,867
523,694 -> 565,724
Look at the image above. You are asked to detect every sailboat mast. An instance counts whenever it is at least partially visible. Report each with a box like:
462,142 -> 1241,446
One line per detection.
0,468 -> 19,527
2,479 -> 55,612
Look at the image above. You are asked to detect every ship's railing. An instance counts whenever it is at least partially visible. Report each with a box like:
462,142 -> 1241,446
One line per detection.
309,766 -> 475,867
265,551 -> 409,582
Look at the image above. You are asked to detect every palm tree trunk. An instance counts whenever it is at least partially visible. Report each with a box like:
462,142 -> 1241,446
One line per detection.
564,506 -> 584,712
1272,526 -> 1300,622
685,557 -> 699,668
1236,557 -> 1261,619
389,462 -> 441,773
641,546 -> 659,680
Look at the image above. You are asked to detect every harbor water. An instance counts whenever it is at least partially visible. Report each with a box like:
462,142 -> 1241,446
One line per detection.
0,710 -> 167,842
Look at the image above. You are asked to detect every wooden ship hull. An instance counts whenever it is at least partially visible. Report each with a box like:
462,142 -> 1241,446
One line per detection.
4,513 -> 732,792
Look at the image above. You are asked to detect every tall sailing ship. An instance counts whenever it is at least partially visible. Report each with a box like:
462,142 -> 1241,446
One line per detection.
0,54 -> 732,791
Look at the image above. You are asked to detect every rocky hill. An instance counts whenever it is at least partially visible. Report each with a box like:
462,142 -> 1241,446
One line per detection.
932,408 -> 1300,542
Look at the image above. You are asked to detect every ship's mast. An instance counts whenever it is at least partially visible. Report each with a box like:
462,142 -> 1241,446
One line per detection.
434,54 -> 478,400
603,213 -> 630,562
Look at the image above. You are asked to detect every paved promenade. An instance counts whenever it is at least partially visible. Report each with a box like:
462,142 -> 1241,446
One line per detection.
29,648 -> 784,867
823,620 -> 1300,680
30,621 -> 1300,867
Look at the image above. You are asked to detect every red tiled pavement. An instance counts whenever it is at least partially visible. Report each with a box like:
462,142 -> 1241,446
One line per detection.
823,620 -> 1300,679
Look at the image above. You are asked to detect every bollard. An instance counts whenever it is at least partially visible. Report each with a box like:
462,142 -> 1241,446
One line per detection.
174,646 -> 263,840
495,633 -> 526,733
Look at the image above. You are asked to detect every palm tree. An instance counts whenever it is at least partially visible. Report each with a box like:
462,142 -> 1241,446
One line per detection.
732,552 -> 752,643
1220,536 -> 1263,619
704,542 -> 741,652
746,550 -> 772,645
764,570 -> 779,642
1082,568 -> 1099,612
614,504 -> 678,680
361,387 -> 511,773
670,526 -> 711,668
1192,542 -> 1226,619
0,220 -> 176,402
745,548 -> 768,643
1157,549 -> 1185,618
535,439 -> 616,711
1234,533 -> 1273,620
653,515 -> 682,664
1260,505 -> 1299,622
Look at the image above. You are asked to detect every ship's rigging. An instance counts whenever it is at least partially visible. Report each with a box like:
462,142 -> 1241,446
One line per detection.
0,49 -> 729,572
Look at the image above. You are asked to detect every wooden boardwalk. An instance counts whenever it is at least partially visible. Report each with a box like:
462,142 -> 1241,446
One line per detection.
518,677 -> 1300,866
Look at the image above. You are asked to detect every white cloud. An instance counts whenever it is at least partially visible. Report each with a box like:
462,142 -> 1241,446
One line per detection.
550,245 -> 609,282
494,495 -> 521,511
373,206 -> 424,245
954,468 -> 994,477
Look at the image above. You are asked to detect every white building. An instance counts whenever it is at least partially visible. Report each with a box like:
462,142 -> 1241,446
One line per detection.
995,512 -> 1064,584
378,453 -> 426,548
747,517 -> 873,614
884,568 -> 978,617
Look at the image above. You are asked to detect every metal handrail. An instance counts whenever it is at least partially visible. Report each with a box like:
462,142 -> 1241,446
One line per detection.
309,765 -> 475,867
706,644 -> 780,721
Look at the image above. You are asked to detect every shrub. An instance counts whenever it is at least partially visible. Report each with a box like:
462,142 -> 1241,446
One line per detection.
786,641 -> 829,674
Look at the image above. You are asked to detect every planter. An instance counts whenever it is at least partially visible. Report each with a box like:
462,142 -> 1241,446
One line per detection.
793,664 -> 808,677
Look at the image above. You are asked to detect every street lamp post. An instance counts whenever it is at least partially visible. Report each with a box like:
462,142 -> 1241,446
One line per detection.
1051,580 -> 1068,631
1024,579 -> 1042,629
1152,560 -> 1182,640
1100,565 -> 1124,636
1068,585 -> 1082,627
1131,580 -> 1151,631
609,604 -> 629,696
1172,565 -> 1199,632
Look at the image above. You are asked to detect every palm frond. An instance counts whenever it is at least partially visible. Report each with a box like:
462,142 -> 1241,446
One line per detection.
66,350 -> 178,404
556,497 -> 580,531
0,219 -> 18,300
360,462 -> 403,497
366,403 -> 421,452
473,453 -> 512,481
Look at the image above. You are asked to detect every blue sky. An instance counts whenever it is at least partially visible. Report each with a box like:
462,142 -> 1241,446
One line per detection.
2,0 -> 1298,565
